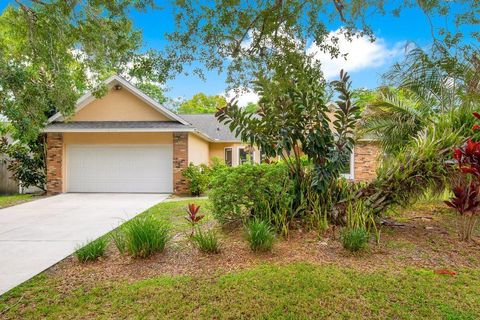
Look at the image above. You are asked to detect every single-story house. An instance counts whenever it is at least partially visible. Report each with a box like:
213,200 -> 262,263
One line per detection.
43,75 -> 380,195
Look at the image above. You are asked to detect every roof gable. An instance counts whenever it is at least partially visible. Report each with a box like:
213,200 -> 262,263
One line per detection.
48,75 -> 188,125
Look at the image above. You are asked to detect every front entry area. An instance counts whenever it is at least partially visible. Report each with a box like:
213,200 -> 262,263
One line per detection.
66,144 -> 173,193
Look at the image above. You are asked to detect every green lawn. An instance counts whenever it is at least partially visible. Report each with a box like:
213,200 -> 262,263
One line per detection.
0,194 -> 33,208
1,199 -> 480,319
1,263 -> 479,319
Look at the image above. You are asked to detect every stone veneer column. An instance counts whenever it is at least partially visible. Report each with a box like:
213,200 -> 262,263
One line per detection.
46,133 -> 63,194
353,142 -> 381,182
173,132 -> 189,194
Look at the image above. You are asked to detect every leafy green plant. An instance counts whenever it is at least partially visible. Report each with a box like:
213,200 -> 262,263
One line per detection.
345,199 -> 380,243
340,228 -> 370,252
245,219 -> 275,252
191,228 -> 220,254
75,238 -> 108,262
109,228 -> 127,255
124,216 -> 171,258
182,163 -> 211,196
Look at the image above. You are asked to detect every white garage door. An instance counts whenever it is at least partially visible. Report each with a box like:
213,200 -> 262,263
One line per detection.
67,145 -> 173,193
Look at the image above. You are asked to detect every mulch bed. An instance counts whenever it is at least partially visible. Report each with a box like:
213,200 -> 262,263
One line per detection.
47,202 -> 479,294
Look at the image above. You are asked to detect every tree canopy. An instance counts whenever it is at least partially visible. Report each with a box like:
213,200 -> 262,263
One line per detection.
178,93 -> 226,114
0,1 -> 174,142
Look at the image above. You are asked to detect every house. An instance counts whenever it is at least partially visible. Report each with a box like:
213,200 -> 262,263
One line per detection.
43,75 -> 380,195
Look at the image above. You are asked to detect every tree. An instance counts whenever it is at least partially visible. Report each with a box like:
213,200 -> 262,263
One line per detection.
136,82 -> 168,105
168,1 -> 479,87
244,102 -> 258,113
0,1 -> 175,142
216,50 -> 359,193
178,93 -> 226,114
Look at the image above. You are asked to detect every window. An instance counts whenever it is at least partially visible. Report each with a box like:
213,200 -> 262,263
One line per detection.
340,151 -> 354,180
224,148 -> 233,166
238,147 -> 254,165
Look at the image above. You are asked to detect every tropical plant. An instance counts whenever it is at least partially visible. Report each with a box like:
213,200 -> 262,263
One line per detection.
75,238 -> 108,262
216,51 -> 359,197
124,216 -> 171,258
245,219 -> 275,252
344,199 -> 379,242
444,112 -> 480,241
182,163 -> 211,196
340,228 -> 369,252
185,203 -> 204,235
191,228 -> 221,254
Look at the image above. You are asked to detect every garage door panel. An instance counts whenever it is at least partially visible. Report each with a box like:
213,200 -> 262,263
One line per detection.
67,145 -> 172,193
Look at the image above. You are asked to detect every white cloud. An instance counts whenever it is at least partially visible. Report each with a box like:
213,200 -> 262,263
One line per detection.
306,29 -> 406,79
223,87 -> 259,108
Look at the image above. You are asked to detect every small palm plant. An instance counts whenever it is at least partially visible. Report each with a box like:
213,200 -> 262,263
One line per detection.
185,203 -> 204,235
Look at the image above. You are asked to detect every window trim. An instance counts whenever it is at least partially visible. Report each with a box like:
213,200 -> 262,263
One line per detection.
237,146 -> 255,165
224,147 -> 233,166
340,150 -> 355,180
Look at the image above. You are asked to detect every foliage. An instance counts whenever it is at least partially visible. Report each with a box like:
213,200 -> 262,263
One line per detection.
444,113 -> 480,241
340,228 -> 369,252
124,216 -> 171,258
243,102 -> 258,113
216,51 -> 359,196
168,1 -> 476,87
0,1 -> 173,142
185,203 -> 204,235
244,219 -> 275,252
191,228 -> 220,254
358,106 -> 477,216
182,163 -> 210,196
136,82 -> 167,105
109,228 -> 127,255
0,135 -> 45,190
209,163 -> 292,226
74,238 -> 108,263
178,93 -> 226,114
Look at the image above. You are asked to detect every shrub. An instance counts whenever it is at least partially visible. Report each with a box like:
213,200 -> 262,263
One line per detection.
182,163 -> 210,196
75,237 -> 108,262
185,203 -> 205,235
109,228 -> 127,255
191,228 -> 220,253
245,219 -> 275,252
124,216 -> 171,258
340,228 -> 370,252
209,163 -> 293,225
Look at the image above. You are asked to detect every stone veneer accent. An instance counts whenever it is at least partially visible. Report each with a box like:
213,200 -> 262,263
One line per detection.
354,141 -> 381,182
46,133 -> 63,194
173,132 -> 189,194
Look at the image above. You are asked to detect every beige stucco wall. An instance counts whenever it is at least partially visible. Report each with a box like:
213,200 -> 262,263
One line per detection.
188,133 -> 210,165
209,142 -> 260,166
71,89 -> 171,121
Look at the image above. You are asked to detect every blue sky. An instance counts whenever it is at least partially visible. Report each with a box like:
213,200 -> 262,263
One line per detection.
0,2 -> 457,104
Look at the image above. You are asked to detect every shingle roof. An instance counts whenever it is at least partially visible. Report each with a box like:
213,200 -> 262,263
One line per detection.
44,121 -> 192,131
179,114 -> 241,142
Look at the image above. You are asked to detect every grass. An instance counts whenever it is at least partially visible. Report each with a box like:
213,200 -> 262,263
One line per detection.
245,219 -> 275,252
0,194 -> 34,208
191,228 -> 221,253
1,262 -> 480,319
123,216 -> 171,258
340,227 -> 370,252
74,238 -> 108,262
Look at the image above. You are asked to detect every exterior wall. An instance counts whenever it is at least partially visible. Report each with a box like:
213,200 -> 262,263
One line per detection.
209,142 -> 260,166
173,132 -> 189,194
46,133 -> 63,194
354,141 -> 381,182
71,89 -> 171,121
188,133 -> 210,165
63,132 -> 172,145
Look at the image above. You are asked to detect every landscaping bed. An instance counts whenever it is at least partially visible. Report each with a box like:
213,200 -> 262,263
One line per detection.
1,199 -> 479,319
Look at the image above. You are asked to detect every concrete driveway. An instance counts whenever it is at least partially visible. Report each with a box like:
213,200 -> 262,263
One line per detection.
0,193 -> 169,295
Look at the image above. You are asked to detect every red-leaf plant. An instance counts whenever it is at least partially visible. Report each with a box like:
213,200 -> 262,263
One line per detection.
445,112 -> 480,241
185,203 -> 204,235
